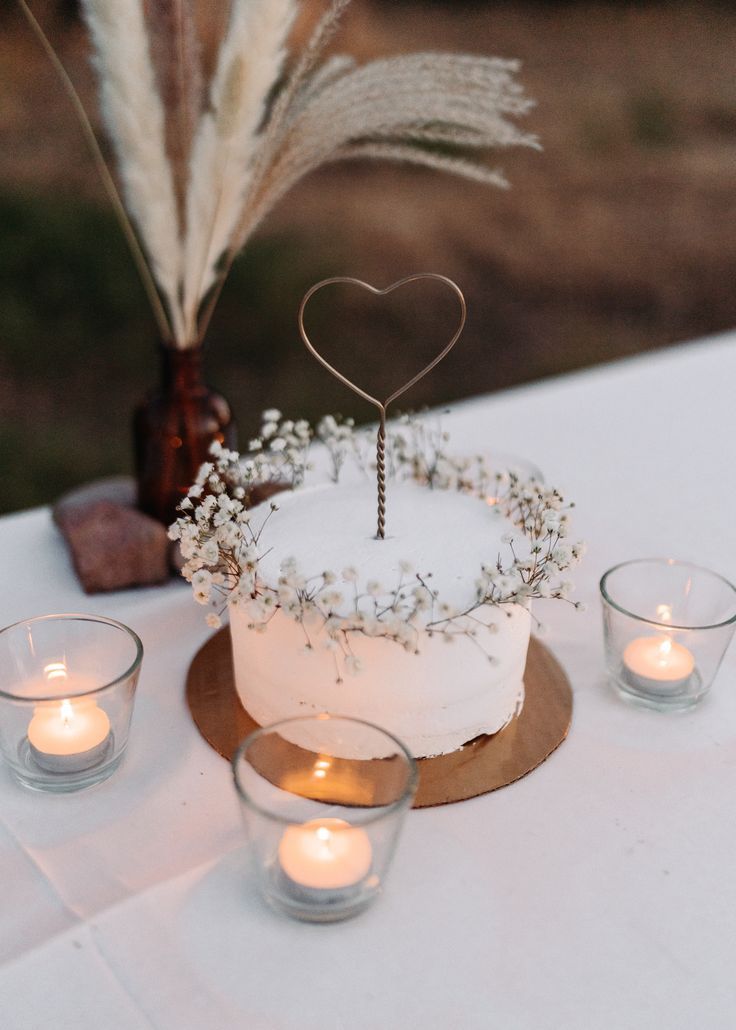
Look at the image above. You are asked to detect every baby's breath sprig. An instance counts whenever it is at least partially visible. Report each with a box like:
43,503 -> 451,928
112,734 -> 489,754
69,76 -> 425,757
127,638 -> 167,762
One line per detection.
315,414 -> 358,483
245,409 -> 313,490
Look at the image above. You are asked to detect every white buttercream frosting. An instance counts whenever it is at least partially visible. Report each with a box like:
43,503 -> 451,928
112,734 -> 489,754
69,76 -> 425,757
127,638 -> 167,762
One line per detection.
255,480 -> 516,617
230,480 -> 530,758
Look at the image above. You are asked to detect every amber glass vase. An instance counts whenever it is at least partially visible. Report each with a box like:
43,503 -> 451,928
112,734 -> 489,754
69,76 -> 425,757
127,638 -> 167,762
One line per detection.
133,344 -> 237,525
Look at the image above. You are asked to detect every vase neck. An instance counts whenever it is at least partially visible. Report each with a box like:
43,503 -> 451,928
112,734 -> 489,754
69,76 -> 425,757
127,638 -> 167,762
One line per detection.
159,344 -> 205,394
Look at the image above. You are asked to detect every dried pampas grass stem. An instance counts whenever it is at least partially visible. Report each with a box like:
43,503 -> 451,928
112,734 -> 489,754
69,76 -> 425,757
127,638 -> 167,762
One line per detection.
182,0 -> 297,344
16,0 -> 172,344
143,0 -> 202,231
80,0 -> 185,343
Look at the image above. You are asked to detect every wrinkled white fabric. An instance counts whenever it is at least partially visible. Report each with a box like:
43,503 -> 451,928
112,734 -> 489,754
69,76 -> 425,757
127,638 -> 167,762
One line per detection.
1,333 -> 735,1029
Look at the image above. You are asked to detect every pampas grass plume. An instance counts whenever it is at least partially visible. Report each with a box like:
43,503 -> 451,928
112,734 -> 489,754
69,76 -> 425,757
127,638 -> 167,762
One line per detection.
34,0 -> 540,348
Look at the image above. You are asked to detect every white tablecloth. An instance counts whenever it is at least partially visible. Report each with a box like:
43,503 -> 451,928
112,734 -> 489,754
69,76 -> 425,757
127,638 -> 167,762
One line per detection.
1,334 -> 734,1030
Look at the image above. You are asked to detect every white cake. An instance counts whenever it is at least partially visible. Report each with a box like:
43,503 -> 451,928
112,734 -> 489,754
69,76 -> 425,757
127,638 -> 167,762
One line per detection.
230,480 -> 531,758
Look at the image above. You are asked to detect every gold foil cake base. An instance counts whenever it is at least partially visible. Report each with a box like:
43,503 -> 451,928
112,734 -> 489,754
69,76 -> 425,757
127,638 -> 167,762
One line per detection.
186,627 -> 573,808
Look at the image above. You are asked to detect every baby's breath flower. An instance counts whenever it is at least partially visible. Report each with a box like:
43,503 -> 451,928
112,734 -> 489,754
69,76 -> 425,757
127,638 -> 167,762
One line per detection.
192,569 -> 212,590
319,414 -> 337,434
412,585 -> 432,611
200,540 -> 219,565
217,522 -> 240,548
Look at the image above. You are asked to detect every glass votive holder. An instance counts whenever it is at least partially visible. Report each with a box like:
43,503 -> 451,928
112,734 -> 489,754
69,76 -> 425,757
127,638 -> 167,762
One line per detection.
600,559 -> 736,710
0,613 -> 143,791
233,715 -> 418,923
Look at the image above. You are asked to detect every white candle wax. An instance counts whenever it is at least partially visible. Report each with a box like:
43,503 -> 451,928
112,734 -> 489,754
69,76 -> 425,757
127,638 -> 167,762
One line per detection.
622,636 -> 695,695
278,818 -> 372,895
28,698 -> 111,773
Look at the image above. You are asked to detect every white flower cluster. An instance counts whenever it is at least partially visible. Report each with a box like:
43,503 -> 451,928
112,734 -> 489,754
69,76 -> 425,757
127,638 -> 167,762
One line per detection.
170,410 -> 585,661
472,478 -> 586,609
167,437 -> 280,631
316,414 -> 362,482
245,409 -> 313,487
388,413 -> 492,494
245,561 -> 439,682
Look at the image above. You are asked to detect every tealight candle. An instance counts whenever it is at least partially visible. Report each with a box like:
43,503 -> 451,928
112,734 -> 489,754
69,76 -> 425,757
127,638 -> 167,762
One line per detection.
622,636 -> 695,695
277,818 -> 373,901
28,698 -> 112,774
601,560 -> 736,712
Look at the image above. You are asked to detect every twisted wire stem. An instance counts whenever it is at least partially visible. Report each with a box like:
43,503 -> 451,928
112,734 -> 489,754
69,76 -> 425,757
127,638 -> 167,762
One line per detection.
376,409 -> 386,539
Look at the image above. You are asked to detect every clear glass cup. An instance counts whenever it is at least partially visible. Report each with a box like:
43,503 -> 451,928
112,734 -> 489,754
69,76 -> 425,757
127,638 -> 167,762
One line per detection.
600,559 -> 736,710
0,613 -> 143,791
233,715 -> 418,923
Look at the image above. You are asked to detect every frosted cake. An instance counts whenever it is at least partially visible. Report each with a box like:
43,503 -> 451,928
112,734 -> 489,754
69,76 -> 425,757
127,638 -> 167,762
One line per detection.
170,413 -> 582,760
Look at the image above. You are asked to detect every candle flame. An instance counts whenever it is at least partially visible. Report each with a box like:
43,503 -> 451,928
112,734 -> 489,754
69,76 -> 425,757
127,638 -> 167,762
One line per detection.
485,496 -> 498,507
60,699 -> 74,726
316,826 -> 332,843
657,638 -> 673,664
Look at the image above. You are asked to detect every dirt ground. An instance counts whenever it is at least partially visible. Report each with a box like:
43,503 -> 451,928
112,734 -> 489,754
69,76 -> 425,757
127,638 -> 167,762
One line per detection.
1,1 -> 735,512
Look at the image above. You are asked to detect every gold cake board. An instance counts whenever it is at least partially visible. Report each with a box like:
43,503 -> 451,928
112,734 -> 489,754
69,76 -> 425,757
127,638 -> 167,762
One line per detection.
186,627 -> 573,808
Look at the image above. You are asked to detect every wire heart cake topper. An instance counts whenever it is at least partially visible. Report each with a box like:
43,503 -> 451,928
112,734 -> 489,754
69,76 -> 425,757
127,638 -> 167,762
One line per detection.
298,273 -> 467,539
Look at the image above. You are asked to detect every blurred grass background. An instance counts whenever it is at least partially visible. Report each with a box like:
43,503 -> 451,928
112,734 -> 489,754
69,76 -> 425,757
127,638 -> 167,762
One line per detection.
1,0 -> 735,514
